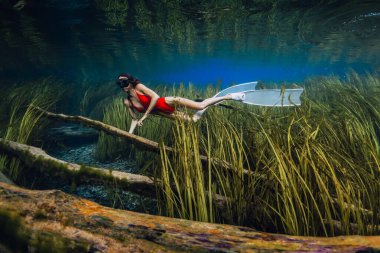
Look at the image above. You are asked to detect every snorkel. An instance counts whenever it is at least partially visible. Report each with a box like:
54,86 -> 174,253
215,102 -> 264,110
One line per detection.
116,74 -> 130,89
116,73 -> 140,89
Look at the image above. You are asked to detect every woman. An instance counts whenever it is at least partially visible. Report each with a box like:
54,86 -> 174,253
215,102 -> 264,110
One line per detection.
116,73 -> 245,134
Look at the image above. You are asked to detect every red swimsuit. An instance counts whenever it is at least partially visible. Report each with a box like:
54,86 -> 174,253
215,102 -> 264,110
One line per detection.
130,93 -> 175,114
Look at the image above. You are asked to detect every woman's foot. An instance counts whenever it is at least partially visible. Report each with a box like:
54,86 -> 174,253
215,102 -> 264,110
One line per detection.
228,92 -> 246,101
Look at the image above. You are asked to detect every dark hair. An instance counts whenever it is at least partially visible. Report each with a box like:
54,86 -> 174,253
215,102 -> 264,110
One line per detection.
116,73 -> 140,88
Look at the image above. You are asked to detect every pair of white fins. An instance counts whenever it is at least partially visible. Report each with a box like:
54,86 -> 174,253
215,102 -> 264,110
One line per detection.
216,81 -> 304,107
194,82 -> 304,119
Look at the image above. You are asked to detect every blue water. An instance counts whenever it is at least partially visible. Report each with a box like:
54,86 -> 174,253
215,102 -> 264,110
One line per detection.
0,1 -> 379,89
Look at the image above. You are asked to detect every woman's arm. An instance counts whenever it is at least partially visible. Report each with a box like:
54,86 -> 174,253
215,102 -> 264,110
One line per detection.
135,83 -> 159,126
128,107 -> 139,134
123,98 -> 139,134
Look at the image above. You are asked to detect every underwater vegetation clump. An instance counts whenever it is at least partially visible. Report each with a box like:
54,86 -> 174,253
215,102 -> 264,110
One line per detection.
94,95 -> 130,162
152,73 -> 380,236
0,78 -> 63,182
158,116 -> 254,225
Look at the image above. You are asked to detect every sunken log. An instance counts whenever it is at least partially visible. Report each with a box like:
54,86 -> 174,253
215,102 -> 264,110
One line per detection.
0,182 -> 379,253
0,138 -> 155,196
0,138 -> 229,208
34,107 -> 250,175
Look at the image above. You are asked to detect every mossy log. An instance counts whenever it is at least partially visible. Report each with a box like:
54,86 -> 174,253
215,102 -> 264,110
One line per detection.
0,138 -> 229,207
1,182 -> 379,253
34,107 -> 250,175
0,138 -> 155,196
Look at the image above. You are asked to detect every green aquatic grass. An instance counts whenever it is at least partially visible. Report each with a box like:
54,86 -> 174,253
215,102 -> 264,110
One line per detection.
159,117 -> 209,221
79,81 -> 118,119
95,95 -> 130,161
154,73 -> 380,236
244,73 -> 380,236
157,105 -> 255,224
0,78 -> 63,181
197,108 -> 255,225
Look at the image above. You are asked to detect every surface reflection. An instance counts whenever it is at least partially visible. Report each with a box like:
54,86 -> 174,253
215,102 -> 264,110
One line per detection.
0,0 -> 378,85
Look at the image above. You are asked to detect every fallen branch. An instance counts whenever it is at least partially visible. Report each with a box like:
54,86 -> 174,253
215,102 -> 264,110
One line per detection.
323,219 -> 380,235
35,107 -> 250,175
332,197 -> 375,218
35,106 -> 173,153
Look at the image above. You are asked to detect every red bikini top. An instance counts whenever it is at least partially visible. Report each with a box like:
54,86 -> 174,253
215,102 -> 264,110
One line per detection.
128,92 -> 150,113
128,92 -> 175,114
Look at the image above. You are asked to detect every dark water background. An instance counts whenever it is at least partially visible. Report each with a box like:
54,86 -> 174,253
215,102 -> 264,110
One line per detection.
1,0 -> 379,88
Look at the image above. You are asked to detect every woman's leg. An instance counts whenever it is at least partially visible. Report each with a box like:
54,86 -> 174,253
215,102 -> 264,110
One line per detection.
165,93 -> 245,121
165,95 -> 231,110
157,111 -> 202,122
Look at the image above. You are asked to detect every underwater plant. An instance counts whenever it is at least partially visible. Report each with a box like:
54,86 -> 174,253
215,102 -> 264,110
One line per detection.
158,112 -> 255,224
94,94 -> 131,162
153,72 -> 380,236
0,78 -> 63,181
244,73 -> 380,236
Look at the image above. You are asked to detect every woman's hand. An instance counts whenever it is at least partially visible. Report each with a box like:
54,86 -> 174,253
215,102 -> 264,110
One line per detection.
137,115 -> 148,127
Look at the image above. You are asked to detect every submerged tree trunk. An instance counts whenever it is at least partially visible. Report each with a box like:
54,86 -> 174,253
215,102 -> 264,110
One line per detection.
0,182 -> 379,253
0,138 -> 156,196
0,138 -> 228,208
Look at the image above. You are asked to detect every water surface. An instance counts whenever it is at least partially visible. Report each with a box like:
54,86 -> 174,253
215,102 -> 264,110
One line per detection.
1,0 -> 379,88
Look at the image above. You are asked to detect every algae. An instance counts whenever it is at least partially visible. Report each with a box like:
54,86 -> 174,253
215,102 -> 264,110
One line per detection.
0,207 -> 92,253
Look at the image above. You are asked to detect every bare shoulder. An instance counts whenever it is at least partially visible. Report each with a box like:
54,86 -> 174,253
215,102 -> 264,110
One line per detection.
135,82 -> 146,89
136,83 -> 159,97
135,82 -> 149,92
